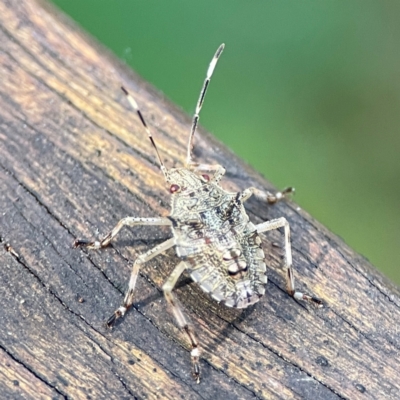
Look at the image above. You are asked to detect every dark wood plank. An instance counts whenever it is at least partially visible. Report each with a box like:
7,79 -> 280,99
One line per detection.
1,0 -> 399,399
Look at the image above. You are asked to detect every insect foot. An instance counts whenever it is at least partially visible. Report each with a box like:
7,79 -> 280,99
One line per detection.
73,238 -> 105,249
106,306 -> 128,328
267,186 -> 295,204
74,43 -> 322,383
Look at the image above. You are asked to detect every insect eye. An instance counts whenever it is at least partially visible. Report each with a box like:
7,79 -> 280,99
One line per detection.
170,184 -> 181,193
201,174 -> 210,182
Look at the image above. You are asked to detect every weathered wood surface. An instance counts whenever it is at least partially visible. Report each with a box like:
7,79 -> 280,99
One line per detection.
1,1 -> 400,399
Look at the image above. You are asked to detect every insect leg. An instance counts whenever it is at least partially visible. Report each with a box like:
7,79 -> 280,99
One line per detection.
162,261 -> 201,383
74,217 -> 172,249
256,218 -> 322,306
240,186 -> 295,204
188,162 -> 226,183
107,237 -> 176,327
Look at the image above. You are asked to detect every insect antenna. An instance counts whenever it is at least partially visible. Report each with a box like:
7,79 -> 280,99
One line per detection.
121,86 -> 167,176
186,43 -> 225,165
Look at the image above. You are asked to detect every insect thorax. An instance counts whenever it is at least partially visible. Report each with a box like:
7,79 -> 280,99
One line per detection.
168,182 -> 268,309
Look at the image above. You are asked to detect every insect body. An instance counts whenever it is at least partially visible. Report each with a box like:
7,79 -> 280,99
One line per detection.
169,170 -> 266,309
75,44 -> 322,383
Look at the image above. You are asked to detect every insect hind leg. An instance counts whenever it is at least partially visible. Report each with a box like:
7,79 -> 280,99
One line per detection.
162,261 -> 201,383
256,217 -> 322,307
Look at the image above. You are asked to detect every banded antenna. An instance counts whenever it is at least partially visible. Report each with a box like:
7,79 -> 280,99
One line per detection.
121,86 -> 167,177
186,43 -> 225,165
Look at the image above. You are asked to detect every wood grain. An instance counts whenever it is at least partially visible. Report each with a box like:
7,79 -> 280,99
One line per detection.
1,0 -> 400,399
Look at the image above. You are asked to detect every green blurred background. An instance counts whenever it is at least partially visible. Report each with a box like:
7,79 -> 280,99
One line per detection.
51,0 -> 400,284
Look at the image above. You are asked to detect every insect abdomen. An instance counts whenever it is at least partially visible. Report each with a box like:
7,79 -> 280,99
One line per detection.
185,225 -> 268,308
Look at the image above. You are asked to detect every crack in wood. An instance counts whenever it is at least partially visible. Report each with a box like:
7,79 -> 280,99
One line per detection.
0,342 -> 67,399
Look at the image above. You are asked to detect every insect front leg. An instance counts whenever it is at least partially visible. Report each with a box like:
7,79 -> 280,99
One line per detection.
240,186 -> 295,204
188,162 -> 226,183
107,237 -> 175,327
256,218 -> 322,307
74,217 -> 172,249
162,261 -> 201,383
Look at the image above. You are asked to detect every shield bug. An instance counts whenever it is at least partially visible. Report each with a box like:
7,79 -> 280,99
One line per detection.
74,44 -> 322,383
